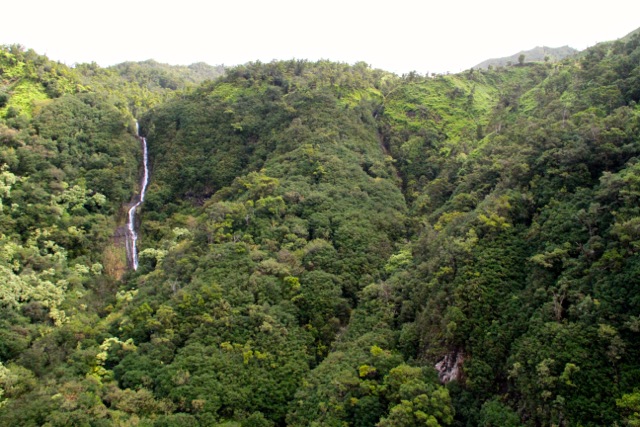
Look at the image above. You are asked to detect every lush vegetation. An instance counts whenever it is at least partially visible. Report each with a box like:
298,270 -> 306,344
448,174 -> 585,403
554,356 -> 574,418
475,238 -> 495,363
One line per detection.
1,28 -> 640,426
472,45 -> 578,69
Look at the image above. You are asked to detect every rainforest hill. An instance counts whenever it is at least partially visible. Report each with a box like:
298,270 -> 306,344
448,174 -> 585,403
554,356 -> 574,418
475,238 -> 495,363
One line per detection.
472,45 -> 578,69
1,28 -> 640,427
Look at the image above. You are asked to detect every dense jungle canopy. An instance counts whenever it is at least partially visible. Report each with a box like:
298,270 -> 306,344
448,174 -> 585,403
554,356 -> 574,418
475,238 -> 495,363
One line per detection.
1,27 -> 640,426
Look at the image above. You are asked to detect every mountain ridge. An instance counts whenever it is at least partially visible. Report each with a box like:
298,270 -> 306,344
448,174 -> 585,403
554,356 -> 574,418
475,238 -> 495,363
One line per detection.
1,27 -> 640,426
472,45 -> 578,69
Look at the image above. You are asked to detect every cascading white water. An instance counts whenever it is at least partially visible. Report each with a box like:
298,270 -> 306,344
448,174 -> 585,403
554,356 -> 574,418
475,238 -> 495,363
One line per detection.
125,122 -> 149,270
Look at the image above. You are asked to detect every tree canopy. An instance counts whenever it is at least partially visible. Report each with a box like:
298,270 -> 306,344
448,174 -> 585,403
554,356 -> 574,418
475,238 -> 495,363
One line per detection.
2,30 -> 640,426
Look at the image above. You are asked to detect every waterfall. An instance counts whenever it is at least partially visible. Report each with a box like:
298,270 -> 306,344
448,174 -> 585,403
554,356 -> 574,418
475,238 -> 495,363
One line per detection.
125,123 -> 149,270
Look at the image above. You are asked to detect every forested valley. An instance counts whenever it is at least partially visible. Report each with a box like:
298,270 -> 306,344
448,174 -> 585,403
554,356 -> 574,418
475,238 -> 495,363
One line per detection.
1,28 -> 640,426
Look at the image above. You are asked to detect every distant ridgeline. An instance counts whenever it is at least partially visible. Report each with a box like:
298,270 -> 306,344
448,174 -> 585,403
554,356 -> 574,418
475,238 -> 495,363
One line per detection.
1,27 -> 640,427
473,45 -> 578,69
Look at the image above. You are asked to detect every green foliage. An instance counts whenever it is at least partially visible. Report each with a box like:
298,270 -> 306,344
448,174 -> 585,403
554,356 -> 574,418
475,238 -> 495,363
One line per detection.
3,31 -> 640,427
478,398 -> 522,426
618,391 -> 640,427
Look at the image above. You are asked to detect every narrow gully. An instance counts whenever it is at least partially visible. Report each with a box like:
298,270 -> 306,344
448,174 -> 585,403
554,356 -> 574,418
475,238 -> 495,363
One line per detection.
125,122 -> 149,270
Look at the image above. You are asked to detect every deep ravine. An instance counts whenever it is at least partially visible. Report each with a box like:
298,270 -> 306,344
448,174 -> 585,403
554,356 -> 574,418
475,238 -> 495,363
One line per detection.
125,123 -> 149,270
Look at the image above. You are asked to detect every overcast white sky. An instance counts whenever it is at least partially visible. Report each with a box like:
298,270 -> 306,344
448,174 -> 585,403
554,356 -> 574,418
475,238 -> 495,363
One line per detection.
2,0 -> 639,74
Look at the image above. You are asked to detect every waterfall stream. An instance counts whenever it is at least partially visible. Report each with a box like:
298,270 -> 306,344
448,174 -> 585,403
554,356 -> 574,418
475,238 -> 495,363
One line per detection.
125,123 -> 149,270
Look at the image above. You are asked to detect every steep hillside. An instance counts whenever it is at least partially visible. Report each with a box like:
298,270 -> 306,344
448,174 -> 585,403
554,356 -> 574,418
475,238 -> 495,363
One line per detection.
621,26 -> 640,42
1,30 -> 640,427
111,59 -> 225,89
384,32 -> 640,426
0,45 -> 141,422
